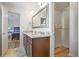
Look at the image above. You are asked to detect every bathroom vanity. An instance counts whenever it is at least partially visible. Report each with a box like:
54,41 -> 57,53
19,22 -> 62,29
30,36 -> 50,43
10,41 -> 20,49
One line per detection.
23,3 -> 50,57
23,33 -> 50,57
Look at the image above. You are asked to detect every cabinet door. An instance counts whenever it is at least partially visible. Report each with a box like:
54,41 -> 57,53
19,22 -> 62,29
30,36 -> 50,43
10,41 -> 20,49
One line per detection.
32,37 -> 50,57
29,44 -> 32,57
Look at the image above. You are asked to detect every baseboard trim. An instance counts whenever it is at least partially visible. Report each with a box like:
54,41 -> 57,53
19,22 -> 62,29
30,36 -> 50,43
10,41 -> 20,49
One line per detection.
55,44 -> 62,48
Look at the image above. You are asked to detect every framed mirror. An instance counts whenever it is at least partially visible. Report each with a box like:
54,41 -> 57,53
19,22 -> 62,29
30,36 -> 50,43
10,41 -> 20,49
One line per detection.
32,4 -> 49,28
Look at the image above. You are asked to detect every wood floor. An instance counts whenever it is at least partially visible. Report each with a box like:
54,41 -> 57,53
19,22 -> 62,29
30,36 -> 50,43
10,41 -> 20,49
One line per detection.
8,40 -> 20,49
8,35 -> 20,49
5,45 -> 69,57
54,46 -> 69,57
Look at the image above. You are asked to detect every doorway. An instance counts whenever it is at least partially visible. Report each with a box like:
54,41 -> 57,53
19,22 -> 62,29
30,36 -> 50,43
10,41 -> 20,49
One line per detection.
54,2 -> 69,57
8,11 -> 20,49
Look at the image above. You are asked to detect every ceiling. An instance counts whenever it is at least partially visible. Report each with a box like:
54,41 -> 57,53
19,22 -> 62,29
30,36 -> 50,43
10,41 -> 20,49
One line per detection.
2,2 -> 40,13
3,2 -> 69,10
2,2 -> 69,14
2,2 -> 39,7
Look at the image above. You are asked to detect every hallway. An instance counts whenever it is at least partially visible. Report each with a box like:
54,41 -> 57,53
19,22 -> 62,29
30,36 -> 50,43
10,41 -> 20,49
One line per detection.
54,46 -> 69,57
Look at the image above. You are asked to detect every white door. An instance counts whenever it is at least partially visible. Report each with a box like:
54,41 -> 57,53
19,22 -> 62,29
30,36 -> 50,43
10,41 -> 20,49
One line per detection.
49,2 -> 55,57
2,5 -> 8,56
70,2 -> 78,57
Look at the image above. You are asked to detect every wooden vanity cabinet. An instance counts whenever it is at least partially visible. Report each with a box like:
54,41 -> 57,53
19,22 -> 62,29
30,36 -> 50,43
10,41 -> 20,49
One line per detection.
32,37 -> 50,57
23,34 -> 50,57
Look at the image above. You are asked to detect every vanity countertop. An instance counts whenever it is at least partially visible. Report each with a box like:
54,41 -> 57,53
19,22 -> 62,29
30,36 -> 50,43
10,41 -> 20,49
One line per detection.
23,32 -> 50,38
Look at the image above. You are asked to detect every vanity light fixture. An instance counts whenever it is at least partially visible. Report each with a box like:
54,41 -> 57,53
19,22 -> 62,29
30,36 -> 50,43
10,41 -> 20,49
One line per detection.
38,2 -> 48,7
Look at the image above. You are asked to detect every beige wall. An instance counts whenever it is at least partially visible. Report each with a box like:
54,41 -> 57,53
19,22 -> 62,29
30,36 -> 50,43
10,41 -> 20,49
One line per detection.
61,7 -> 69,48
54,10 -> 62,48
54,5 -> 69,48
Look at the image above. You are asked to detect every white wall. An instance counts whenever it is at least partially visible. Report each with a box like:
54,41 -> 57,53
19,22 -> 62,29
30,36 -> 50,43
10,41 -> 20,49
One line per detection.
20,12 -> 32,47
8,12 -> 20,28
70,2 -> 78,57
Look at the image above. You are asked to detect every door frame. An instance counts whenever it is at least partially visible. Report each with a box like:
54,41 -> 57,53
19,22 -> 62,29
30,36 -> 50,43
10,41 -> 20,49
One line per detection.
8,11 -> 20,48
49,2 -> 78,57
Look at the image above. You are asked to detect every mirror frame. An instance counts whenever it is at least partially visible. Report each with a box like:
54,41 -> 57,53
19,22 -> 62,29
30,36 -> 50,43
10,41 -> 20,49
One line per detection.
32,4 -> 49,28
